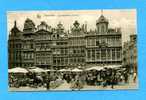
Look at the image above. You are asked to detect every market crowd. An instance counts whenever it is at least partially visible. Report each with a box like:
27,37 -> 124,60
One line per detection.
9,67 -> 136,90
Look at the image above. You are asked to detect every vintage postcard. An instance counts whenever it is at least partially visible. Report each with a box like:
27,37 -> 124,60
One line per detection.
7,9 -> 138,91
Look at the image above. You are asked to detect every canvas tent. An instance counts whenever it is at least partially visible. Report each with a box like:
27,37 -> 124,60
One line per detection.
104,65 -> 122,69
8,67 -> 28,73
86,66 -> 104,71
71,68 -> 82,72
28,67 -> 46,73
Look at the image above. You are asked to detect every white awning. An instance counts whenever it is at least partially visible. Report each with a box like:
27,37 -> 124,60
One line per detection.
86,66 -> 104,71
59,69 -> 72,72
46,69 -> 57,72
104,65 -> 122,69
8,67 -> 28,73
72,68 -> 82,72
46,69 -> 51,72
59,69 -> 66,72
28,67 -> 46,73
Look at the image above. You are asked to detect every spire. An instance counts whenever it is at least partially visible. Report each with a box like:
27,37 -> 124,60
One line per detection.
96,10 -> 108,24
57,21 -> 62,27
37,14 -> 41,19
11,20 -> 21,35
101,10 -> 103,16
14,20 -> 17,28
59,21 -> 61,24
57,21 -> 63,29
23,18 -> 35,31
84,21 -> 87,32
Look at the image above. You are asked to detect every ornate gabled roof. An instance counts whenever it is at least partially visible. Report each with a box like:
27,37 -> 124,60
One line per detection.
71,20 -> 81,32
40,21 -> 47,26
56,22 -> 64,30
73,20 -> 80,27
69,20 -> 86,37
23,18 -> 35,30
36,29 -> 50,33
96,15 -> 108,24
54,22 -> 64,34
37,21 -> 52,32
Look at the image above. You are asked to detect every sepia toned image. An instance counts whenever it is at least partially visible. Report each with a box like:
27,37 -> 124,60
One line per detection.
7,9 -> 138,91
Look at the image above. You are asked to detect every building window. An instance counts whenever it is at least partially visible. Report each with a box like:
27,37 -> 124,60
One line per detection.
65,58 -> 68,64
81,49 -> 84,53
101,25 -> 104,33
112,49 -> 116,60
87,50 -> 91,60
30,44 -> 33,49
107,49 -> 111,60
117,49 -> 121,60
88,39 -> 92,46
73,49 -> 76,54
101,49 -> 106,60
61,49 -> 64,54
81,58 -> 84,63
65,49 -> 68,54
31,53 -> 34,59
74,58 -> 76,63
91,50 -> 95,61
57,34 -> 59,39
96,41 -> 99,46
53,35 -> 55,38
96,49 -> 100,60
70,58 -> 73,63
53,58 -> 56,64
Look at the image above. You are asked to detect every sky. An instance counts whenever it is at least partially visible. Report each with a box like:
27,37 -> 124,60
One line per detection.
7,9 -> 137,43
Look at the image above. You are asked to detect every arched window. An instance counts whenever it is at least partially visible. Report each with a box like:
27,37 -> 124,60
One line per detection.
53,35 -> 55,39
57,34 -> 59,39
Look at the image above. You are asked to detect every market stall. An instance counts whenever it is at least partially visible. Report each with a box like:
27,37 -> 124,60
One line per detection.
8,67 -> 29,88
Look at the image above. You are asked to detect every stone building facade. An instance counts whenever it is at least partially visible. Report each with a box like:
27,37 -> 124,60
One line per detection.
8,14 -> 122,69
86,15 -> 122,67
8,21 -> 23,68
123,34 -> 137,73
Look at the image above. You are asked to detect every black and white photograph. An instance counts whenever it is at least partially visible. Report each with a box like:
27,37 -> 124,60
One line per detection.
7,9 -> 138,91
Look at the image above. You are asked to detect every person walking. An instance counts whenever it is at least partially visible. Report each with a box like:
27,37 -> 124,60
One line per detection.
46,75 -> 51,90
133,72 -> 137,83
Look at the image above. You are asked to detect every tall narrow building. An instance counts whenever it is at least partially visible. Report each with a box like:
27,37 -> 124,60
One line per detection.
22,18 -> 36,68
8,21 -> 22,68
68,20 -> 86,69
51,22 -> 68,70
35,21 -> 52,69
